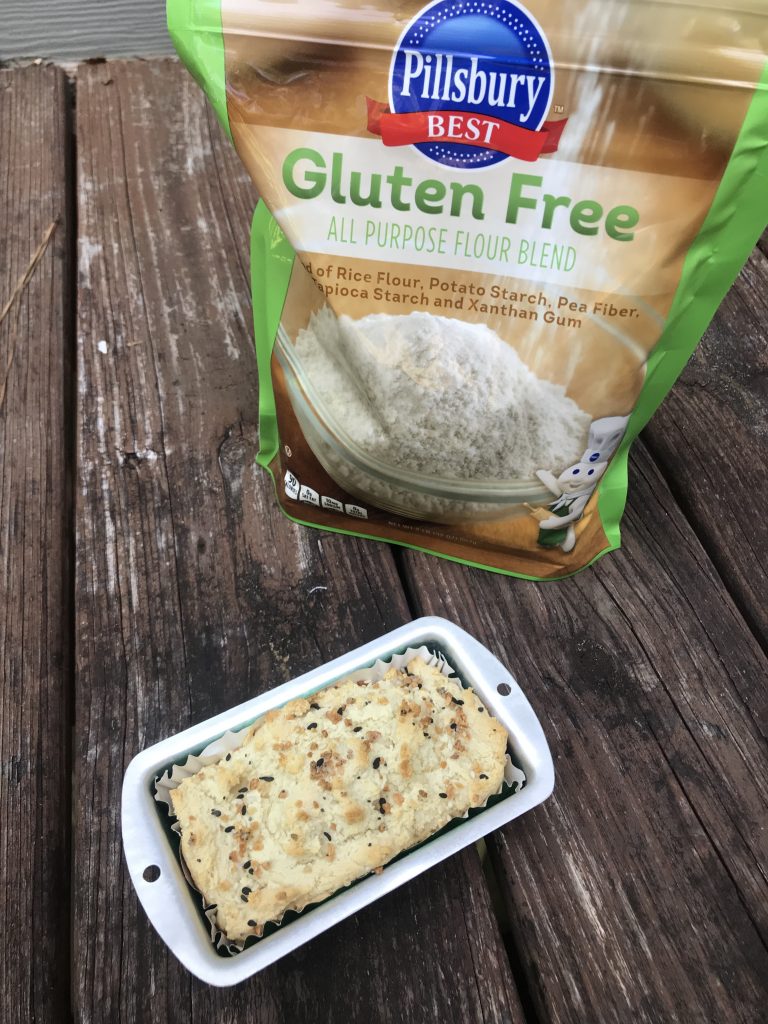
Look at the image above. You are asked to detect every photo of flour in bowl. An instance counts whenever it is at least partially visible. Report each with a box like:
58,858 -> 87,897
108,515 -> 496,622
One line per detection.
293,309 -> 591,487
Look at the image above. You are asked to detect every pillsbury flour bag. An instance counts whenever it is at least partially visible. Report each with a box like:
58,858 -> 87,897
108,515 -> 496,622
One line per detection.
169,0 -> 768,579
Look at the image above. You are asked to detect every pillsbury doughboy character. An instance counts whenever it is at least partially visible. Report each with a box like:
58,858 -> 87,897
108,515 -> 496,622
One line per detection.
530,416 -> 630,554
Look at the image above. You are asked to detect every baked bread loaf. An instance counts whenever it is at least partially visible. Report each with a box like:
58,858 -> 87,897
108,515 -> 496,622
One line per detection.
170,657 -> 507,942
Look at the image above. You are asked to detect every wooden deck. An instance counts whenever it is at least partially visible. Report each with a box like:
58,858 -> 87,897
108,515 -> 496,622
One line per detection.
1,60 -> 766,1024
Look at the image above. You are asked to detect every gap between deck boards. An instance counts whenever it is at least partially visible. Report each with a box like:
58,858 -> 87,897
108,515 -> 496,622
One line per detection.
63,66 -> 78,1024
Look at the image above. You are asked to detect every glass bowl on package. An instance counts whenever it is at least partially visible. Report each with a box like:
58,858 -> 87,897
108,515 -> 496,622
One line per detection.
275,324 -> 560,524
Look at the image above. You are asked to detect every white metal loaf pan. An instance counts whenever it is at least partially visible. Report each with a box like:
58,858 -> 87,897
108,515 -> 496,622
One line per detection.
121,616 -> 554,986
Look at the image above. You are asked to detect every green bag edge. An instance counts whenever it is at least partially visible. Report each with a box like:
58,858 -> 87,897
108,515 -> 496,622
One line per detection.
168,0 -> 231,140
168,0 -> 768,579
596,60 -> 768,554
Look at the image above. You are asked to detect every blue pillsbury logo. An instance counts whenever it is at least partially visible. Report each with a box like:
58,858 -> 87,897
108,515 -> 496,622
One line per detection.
387,0 -> 555,168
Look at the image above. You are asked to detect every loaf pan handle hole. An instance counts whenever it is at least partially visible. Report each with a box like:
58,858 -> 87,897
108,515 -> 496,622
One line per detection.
496,683 -> 512,696
143,865 -> 161,883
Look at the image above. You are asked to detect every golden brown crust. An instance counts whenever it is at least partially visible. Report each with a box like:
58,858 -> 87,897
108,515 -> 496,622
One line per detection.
171,657 -> 507,941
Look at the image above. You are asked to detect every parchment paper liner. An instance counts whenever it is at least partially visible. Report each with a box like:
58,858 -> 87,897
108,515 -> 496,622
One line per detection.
154,644 -> 526,955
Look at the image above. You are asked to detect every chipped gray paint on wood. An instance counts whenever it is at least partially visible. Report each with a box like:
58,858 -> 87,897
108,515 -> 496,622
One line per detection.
1,1 -> 172,61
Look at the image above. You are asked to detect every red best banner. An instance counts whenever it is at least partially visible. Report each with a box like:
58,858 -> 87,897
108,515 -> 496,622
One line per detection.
366,98 -> 567,162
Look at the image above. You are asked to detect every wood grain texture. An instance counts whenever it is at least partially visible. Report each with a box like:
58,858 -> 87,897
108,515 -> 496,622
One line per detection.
398,447 -> 768,1024
0,67 -> 72,1024
73,59 -> 522,1024
643,244 -> 768,649
1,1 -> 171,61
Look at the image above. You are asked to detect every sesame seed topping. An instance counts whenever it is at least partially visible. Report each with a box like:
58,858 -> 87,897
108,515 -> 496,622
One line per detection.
353,726 -> 362,732
248,919 -> 257,927
323,831 -> 332,841
479,773 -> 488,779
307,723 -> 317,730
241,804 -> 247,815
224,826 -> 235,833
259,776 -> 274,782
372,757 -> 381,769
310,702 -> 320,710
210,809 -> 221,817
439,793 -> 448,799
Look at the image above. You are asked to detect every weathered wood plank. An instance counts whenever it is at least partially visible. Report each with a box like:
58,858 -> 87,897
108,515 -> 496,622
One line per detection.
0,67 -> 72,1024
398,448 -> 768,1024
643,244 -> 768,649
74,59 -> 523,1024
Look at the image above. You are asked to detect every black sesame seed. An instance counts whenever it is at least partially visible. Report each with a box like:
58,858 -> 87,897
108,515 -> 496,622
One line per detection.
451,697 -> 464,705
368,843 -> 372,847
224,826 -> 235,833
248,919 -> 257,927
372,757 -> 381,769
241,804 -> 247,815
423,732 -> 429,738
450,723 -> 458,731
259,776 -> 274,782
478,707 -> 484,713
337,706 -> 345,715
242,886 -> 251,895
353,726 -> 362,733
248,868 -> 254,875
479,773 -> 488,779
241,895 -> 248,903
243,860 -> 251,869
211,809 -> 221,817
238,787 -> 248,794
316,757 -> 324,767
225,753 -> 232,761
439,793 -> 448,799
307,723 -> 317,730
323,831 -> 332,841
310,702 -> 320,710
